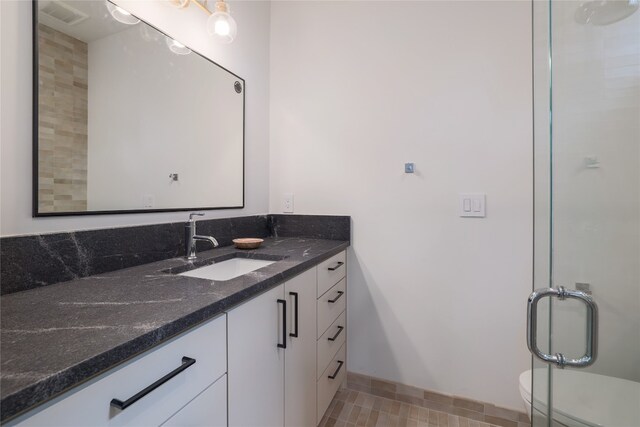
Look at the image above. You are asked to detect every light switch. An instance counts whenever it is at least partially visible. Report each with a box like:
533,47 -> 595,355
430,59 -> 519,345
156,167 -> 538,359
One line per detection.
459,193 -> 486,218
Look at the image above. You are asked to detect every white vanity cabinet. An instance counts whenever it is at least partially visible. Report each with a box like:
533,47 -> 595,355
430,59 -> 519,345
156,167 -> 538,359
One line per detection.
11,315 -> 227,427
284,268 -> 318,427
227,268 -> 318,427
227,283 -> 286,427
228,251 -> 347,427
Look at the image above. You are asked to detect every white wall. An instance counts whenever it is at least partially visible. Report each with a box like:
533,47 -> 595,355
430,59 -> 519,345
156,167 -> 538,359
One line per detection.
87,24 -> 243,210
269,1 -> 533,410
0,0 -> 270,236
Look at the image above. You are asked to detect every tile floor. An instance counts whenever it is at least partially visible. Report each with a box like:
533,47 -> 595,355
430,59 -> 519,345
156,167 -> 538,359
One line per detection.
319,388 -> 527,427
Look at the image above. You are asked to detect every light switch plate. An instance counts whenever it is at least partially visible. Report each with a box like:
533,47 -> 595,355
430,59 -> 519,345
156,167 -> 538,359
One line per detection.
459,193 -> 486,217
283,193 -> 294,213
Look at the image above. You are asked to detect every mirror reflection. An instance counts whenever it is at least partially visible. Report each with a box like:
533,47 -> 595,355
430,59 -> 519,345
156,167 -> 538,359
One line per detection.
35,0 -> 244,215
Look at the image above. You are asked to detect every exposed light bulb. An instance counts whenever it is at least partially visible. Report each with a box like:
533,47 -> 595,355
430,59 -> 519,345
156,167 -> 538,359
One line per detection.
105,1 -> 140,25
215,19 -> 230,36
165,37 -> 191,55
206,1 -> 237,43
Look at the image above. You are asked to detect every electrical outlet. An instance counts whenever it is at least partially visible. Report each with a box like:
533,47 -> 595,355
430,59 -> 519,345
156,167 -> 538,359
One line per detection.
143,194 -> 155,208
283,193 -> 294,213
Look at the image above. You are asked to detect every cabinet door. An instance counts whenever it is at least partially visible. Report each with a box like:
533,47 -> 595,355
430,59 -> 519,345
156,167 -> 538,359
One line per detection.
284,268 -> 318,427
161,375 -> 227,427
228,284 -> 285,427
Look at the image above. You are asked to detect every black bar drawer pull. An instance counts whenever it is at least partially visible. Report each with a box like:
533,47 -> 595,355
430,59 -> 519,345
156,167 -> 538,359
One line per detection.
110,356 -> 196,411
277,299 -> 287,349
328,261 -> 344,271
289,292 -> 299,338
328,291 -> 344,304
328,326 -> 344,342
328,360 -> 344,380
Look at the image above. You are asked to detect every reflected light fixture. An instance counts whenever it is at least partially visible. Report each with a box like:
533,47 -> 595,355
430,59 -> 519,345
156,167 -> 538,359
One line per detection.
575,0 -> 639,25
165,36 -> 192,55
168,0 -> 237,44
105,1 -> 140,25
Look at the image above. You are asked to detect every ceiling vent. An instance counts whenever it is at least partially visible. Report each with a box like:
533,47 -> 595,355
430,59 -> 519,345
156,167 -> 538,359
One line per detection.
40,1 -> 89,26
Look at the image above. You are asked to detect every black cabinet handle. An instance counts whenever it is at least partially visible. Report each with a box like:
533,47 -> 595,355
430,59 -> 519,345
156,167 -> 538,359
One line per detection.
277,299 -> 287,349
289,292 -> 299,338
328,261 -> 344,271
110,356 -> 196,411
328,291 -> 344,304
328,360 -> 344,379
328,326 -> 344,342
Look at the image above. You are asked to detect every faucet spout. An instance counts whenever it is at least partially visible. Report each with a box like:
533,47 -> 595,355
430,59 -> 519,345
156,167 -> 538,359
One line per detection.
193,235 -> 219,248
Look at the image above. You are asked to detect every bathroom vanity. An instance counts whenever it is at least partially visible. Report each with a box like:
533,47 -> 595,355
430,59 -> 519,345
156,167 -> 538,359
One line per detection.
1,234 -> 349,426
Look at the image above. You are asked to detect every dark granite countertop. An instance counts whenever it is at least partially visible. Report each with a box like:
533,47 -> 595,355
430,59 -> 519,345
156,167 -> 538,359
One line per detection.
0,237 -> 349,422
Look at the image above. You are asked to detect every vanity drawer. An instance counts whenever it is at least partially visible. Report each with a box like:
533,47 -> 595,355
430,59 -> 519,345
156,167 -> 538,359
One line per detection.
14,315 -> 227,427
317,251 -> 346,298
317,278 -> 346,338
317,344 -> 346,424
317,311 -> 346,379
161,374 -> 227,427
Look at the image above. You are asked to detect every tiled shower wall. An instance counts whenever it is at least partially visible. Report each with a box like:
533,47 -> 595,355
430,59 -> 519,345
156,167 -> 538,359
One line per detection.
37,24 -> 88,213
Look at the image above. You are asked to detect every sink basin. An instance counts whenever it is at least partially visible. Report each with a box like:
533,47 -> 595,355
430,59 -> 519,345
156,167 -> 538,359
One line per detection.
179,257 -> 275,281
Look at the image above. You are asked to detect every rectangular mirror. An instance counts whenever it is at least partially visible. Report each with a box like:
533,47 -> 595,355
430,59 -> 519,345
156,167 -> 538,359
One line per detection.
33,0 -> 244,216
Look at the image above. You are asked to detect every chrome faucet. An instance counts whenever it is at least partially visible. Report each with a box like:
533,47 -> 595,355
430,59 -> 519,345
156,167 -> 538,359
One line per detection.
185,213 -> 219,260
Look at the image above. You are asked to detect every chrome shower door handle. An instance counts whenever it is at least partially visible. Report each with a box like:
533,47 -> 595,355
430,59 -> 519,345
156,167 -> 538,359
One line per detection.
527,286 -> 598,368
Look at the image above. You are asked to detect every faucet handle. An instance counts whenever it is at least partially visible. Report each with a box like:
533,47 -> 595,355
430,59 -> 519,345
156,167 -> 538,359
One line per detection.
189,212 -> 205,220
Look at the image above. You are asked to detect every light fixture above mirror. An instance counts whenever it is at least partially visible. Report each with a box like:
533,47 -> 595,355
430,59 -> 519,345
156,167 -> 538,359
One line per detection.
169,0 -> 237,44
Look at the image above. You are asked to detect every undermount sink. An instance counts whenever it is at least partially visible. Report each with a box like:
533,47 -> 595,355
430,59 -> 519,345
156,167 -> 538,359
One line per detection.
178,257 -> 276,281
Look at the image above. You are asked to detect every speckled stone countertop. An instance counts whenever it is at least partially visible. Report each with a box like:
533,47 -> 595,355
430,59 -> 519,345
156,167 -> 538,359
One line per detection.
0,237 -> 349,422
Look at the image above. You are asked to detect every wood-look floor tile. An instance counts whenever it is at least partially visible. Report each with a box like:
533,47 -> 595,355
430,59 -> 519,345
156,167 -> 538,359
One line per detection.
361,393 -> 376,409
372,397 -> 385,411
356,406 -> 372,426
349,405 -> 362,424
399,402 -> 411,419
409,405 -> 420,420
332,400 -> 346,419
380,397 -> 393,413
339,403 -> 355,421
376,412 -> 390,427
418,407 -> 429,422
390,400 -> 402,415
366,410 -> 380,427
429,409 -> 439,426
438,411 -> 450,427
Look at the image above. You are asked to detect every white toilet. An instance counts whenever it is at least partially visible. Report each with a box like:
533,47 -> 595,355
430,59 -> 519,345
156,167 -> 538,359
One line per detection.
519,369 -> 640,427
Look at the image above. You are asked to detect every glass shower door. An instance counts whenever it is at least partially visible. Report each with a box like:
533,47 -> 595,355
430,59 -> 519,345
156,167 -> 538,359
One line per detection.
531,0 -> 640,426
